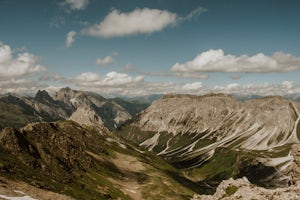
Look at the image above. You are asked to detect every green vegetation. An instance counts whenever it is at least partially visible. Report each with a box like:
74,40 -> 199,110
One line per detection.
0,121 -> 204,199
225,185 -> 238,196
0,102 -> 38,129
185,148 -> 238,184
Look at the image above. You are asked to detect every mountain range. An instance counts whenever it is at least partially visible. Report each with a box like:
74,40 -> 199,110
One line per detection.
0,88 -> 300,199
118,94 -> 300,187
0,87 -> 149,130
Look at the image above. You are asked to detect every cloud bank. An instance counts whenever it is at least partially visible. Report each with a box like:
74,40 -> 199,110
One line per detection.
213,81 -> 300,96
171,49 -> 300,73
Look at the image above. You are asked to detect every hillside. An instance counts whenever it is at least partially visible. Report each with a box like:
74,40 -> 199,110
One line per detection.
117,94 -> 300,187
0,120 -> 204,199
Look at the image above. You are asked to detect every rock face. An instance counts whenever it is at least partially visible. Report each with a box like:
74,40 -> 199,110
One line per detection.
118,94 -> 300,186
69,106 -> 104,127
192,177 -> 300,200
54,87 -> 148,130
134,94 -> 299,148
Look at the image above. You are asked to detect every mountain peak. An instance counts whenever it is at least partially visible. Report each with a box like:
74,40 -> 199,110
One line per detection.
35,90 -> 54,103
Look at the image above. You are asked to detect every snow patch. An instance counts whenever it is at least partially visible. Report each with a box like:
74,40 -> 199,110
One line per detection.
139,132 -> 160,151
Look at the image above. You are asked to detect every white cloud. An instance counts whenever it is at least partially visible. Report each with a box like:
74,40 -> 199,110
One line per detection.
171,49 -> 300,73
96,55 -> 114,66
73,71 -> 144,87
0,41 -> 45,78
82,8 -> 177,38
63,0 -> 89,10
0,78 -> 48,94
76,72 -> 101,82
104,71 -> 144,85
212,81 -> 300,96
282,81 -> 294,90
181,7 -> 207,21
182,82 -> 203,91
65,31 -> 76,47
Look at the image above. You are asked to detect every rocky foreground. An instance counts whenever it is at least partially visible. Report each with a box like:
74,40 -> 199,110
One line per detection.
192,177 -> 300,200
192,143 -> 300,200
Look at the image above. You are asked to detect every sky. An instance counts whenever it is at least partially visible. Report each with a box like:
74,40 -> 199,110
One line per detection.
0,0 -> 300,97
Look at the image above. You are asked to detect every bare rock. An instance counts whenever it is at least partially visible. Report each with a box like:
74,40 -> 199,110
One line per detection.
290,143 -> 300,184
192,177 -> 300,200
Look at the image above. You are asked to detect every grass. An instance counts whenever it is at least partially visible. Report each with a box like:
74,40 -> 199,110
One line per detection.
185,148 -> 238,183
225,185 -> 238,196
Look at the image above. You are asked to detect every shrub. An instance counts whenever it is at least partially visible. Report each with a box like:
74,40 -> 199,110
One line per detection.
225,185 -> 238,196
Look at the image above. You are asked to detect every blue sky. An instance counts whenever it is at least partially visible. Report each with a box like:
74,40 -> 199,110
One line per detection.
0,0 -> 300,96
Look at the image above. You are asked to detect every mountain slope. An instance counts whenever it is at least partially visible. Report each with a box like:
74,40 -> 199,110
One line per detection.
0,120 -> 206,199
0,95 -> 42,129
117,94 -> 300,187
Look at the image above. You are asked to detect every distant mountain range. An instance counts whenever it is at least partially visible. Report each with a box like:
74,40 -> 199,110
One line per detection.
1,89 -> 300,199
0,87 -> 150,130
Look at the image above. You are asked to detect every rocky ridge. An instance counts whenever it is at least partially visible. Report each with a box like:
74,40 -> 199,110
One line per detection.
118,93 -> 300,187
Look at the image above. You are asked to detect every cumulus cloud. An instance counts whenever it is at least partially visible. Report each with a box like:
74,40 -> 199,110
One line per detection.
171,49 -> 300,73
104,71 -> 144,85
75,72 -> 101,82
96,55 -> 114,66
65,31 -> 76,47
62,0 -> 89,10
82,8 -> 177,38
182,82 -> 203,91
0,41 -> 45,78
